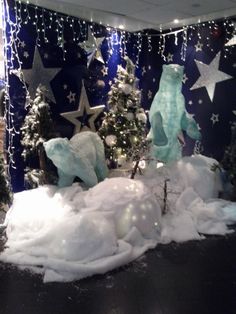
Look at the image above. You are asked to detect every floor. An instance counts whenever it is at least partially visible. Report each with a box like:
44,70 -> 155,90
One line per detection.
1,230 -> 236,314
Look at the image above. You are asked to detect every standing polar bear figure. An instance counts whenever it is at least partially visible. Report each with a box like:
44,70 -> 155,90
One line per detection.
44,131 -> 108,188
148,64 -> 201,163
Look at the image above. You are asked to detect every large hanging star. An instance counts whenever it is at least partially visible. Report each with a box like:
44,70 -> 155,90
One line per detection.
190,52 -> 233,102
79,28 -> 105,67
61,81 -> 105,134
22,47 -> 61,103
225,35 -> 236,47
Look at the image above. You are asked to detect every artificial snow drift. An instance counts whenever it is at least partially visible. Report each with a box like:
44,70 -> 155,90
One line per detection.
1,155 -> 236,282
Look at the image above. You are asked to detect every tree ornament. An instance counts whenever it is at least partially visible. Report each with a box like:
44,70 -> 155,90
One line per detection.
105,135 -> 117,147
126,112 -> 135,121
136,109 -> 147,124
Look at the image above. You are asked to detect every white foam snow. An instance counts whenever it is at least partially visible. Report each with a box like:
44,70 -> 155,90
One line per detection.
0,154 -> 236,282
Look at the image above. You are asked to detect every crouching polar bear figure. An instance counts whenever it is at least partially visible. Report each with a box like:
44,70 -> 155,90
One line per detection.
44,131 -> 108,188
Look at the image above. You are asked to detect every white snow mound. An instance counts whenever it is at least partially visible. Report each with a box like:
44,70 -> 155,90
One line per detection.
0,154 -> 236,283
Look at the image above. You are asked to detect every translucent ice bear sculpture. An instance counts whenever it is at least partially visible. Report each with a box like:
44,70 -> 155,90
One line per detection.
148,64 -> 201,163
44,131 -> 108,188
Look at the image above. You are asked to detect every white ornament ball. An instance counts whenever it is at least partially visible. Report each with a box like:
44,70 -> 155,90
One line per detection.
121,83 -> 133,95
126,112 -> 135,121
136,111 -> 147,124
105,135 -> 117,147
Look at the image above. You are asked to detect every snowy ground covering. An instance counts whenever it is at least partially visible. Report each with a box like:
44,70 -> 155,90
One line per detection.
1,155 -> 236,282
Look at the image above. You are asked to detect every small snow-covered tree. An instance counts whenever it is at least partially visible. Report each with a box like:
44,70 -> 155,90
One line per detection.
98,57 -> 148,169
0,155 -> 11,211
21,84 -> 56,187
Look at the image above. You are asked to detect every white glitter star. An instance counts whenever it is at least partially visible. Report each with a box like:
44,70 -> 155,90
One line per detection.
101,66 -> 108,76
148,65 -> 152,70
61,81 -> 105,133
63,84 -> 68,90
182,73 -> 188,84
188,100 -> 193,105
210,113 -> 219,125
67,91 -> 76,103
142,66 -> 146,76
23,51 -> 29,58
166,53 -> 174,63
153,78 -> 156,83
191,52 -> 233,102
22,47 -> 61,103
148,90 -> 153,99
195,41 -> 203,52
198,99 -> 203,104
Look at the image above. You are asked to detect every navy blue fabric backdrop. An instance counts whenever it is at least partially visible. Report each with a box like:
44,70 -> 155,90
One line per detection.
5,0 -> 236,192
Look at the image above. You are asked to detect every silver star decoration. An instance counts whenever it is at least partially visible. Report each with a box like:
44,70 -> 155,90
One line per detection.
61,81 -> 105,134
63,84 -> 68,90
142,66 -> 146,76
19,40 -> 26,48
67,91 -> 76,103
225,35 -> 236,47
188,100 -> 193,105
148,65 -> 152,70
79,28 -> 105,66
101,66 -> 108,76
195,41 -> 203,52
191,52 -> 233,102
148,90 -> 153,99
153,78 -> 156,83
23,51 -> 29,58
166,53 -> 174,63
210,113 -> 219,125
22,47 -> 61,103
198,99 -> 203,104
182,73 -> 188,84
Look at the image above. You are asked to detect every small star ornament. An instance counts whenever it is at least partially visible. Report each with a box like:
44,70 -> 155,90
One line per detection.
166,53 -> 174,63
67,91 -> 76,103
61,81 -> 105,134
182,73 -> 188,84
191,52 -> 233,102
210,113 -> 219,125
22,47 -> 61,103
79,28 -> 105,66
195,41 -> 203,52
147,90 -> 153,99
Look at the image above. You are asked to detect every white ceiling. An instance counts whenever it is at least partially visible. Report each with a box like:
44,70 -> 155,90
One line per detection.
23,0 -> 236,31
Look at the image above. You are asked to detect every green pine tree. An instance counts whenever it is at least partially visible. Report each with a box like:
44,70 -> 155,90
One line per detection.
21,84 -> 56,188
0,155 -> 11,211
98,57 -> 148,169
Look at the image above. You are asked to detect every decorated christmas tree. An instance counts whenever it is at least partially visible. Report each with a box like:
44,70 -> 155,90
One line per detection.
98,57 -> 148,169
0,155 -> 12,211
21,84 -> 56,188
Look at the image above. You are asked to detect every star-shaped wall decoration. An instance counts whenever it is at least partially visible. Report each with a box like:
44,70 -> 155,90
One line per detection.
166,53 -> 174,63
190,52 -> 233,102
188,100 -> 193,105
22,47 -> 61,103
61,81 -> 105,134
210,113 -> 219,125
148,90 -> 153,99
23,51 -> 29,58
195,41 -> 203,52
233,110 -> 236,115
19,40 -> 26,48
63,84 -> 68,90
153,78 -> 156,83
79,28 -> 105,67
182,73 -> 188,84
225,35 -> 236,47
101,66 -> 108,76
142,66 -> 146,76
67,91 -> 76,103
148,65 -> 152,70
